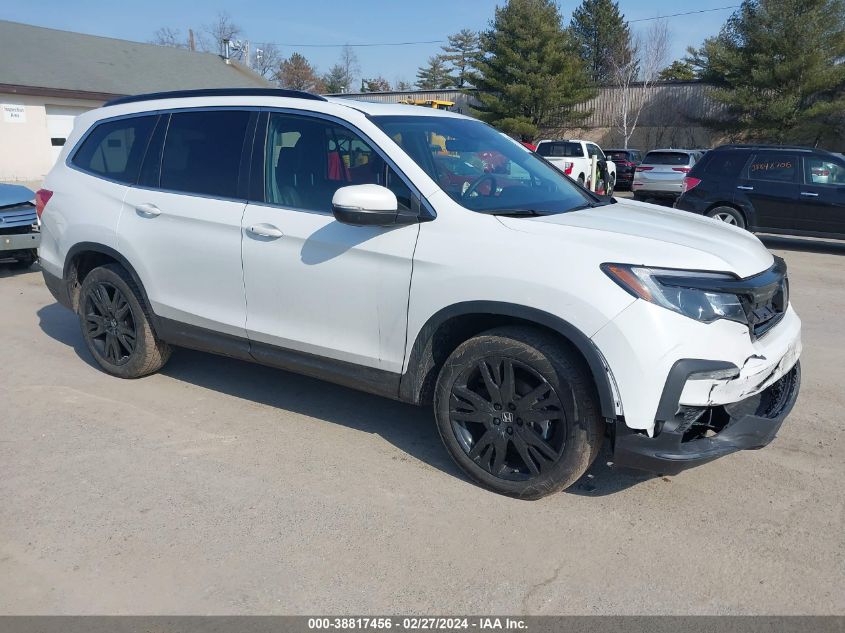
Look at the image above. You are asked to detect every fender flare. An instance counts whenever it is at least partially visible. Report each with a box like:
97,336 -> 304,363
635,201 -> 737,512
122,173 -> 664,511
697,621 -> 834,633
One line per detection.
399,301 -> 618,420
63,242 -> 160,332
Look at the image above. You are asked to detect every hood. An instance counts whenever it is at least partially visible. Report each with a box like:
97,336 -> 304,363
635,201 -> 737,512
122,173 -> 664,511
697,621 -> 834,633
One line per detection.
497,198 -> 774,279
0,184 -> 35,208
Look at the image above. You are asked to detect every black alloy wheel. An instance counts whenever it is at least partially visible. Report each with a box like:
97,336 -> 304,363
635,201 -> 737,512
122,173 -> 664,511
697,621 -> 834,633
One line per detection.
434,326 -> 604,499
83,281 -> 137,366
450,357 -> 566,480
77,263 -> 171,378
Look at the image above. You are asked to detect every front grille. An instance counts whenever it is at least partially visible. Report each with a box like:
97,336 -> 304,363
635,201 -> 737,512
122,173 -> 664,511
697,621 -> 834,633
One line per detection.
0,202 -> 38,229
741,276 -> 788,339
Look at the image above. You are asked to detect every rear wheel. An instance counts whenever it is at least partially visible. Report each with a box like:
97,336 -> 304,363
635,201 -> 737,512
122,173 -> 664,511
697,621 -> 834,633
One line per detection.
78,264 -> 171,378
707,206 -> 746,229
433,327 -> 605,499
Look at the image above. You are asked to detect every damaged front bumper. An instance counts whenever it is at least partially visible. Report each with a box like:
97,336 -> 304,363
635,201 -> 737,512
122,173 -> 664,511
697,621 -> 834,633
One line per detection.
612,361 -> 801,475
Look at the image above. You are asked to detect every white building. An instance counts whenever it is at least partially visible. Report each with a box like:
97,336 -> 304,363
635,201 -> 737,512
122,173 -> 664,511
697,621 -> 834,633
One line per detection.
0,20 -> 269,183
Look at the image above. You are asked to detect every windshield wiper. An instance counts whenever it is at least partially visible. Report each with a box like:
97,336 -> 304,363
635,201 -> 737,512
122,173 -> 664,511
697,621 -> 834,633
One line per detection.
476,208 -> 546,217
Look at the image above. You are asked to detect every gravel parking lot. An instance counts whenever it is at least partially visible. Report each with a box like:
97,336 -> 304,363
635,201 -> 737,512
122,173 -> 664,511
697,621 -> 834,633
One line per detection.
1,235 -> 843,615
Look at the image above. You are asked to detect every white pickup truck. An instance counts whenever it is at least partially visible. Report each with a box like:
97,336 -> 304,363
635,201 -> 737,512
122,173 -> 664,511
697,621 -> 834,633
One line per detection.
535,139 -> 616,194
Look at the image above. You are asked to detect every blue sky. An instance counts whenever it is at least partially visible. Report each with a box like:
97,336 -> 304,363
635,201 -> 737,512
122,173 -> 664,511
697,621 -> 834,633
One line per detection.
2,1 -> 736,84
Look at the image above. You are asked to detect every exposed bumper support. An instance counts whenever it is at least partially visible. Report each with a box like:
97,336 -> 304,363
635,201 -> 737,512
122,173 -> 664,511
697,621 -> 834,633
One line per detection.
0,231 -> 40,252
612,362 -> 801,475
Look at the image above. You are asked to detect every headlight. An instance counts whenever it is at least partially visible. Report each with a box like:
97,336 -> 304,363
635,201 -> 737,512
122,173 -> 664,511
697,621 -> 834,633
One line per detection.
602,263 -> 747,325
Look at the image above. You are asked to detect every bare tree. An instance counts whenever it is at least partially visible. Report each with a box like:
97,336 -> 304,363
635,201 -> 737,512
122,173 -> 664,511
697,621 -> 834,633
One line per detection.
201,12 -> 244,58
339,45 -> 360,91
252,43 -> 282,80
609,19 -> 670,148
151,27 -> 187,48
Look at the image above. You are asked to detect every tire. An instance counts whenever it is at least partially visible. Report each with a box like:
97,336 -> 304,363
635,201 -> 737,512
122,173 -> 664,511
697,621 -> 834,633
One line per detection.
632,193 -> 645,201
706,206 -> 746,229
78,263 -> 171,378
433,326 -> 605,499
608,174 -> 616,196
577,174 -> 586,188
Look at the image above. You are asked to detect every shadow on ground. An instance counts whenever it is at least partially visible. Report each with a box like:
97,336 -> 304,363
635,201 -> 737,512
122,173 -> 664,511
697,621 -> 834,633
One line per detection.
0,259 -> 38,278
36,300 -> 652,497
760,235 -> 845,256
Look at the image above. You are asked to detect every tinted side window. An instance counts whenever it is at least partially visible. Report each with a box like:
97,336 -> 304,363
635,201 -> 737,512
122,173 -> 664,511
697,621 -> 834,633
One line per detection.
587,144 -> 605,160
160,110 -> 251,198
72,115 -> 157,184
265,113 -> 412,212
702,151 -> 750,178
748,153 -> 798,183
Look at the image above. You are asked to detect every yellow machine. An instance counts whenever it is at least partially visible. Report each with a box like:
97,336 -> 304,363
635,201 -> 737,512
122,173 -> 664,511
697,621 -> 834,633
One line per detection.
398,100 -> 456,152
400,99 -> 455,111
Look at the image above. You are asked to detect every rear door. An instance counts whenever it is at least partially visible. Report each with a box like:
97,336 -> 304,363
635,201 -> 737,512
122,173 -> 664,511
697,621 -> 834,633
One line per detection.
739,152 -> 800,231
119,108 -> 255,340
794,154 -> 845,235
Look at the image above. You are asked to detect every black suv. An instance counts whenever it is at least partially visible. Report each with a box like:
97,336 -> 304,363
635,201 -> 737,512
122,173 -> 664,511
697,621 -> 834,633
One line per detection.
676,144 -> 845,239
605,148 -> 643,189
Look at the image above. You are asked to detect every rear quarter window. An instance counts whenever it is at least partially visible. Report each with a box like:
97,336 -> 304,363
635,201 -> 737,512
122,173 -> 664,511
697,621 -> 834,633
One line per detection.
698,151 -> 751,178
71,115 -> 157,184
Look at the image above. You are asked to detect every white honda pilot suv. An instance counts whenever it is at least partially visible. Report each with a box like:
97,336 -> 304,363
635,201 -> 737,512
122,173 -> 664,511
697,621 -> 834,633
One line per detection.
38,89 -> 802,499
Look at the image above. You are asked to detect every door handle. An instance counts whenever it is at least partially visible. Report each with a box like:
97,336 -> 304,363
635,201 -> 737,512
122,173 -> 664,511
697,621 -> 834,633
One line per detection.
247,223 -> 283,239
135,203 -> 161,217
800,191 -> 819,197
736,185 -> 754,191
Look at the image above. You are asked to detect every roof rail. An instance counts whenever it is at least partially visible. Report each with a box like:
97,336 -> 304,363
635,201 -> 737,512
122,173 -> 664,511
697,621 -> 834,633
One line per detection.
715,143 -> 817,152
104,88 -> 328,107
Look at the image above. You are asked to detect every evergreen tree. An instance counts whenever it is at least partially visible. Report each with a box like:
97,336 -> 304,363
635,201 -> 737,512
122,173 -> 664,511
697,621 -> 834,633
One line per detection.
689,0 -> 845,143
441,29 -> 481,88
471,0 -> 595,140
322,65 -> 349,93
277,53 -> 324,93
570,0 -> 632,84
416,56 -> 453,89
362,76 -> 392,92
658,60 -> 697,81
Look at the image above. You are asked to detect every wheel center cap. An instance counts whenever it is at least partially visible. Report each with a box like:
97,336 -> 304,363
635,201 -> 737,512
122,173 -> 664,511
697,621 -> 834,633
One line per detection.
501,411 -> 514,425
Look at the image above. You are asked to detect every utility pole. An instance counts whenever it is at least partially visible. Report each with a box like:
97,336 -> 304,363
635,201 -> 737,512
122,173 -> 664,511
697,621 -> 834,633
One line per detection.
188,28 -> 195,51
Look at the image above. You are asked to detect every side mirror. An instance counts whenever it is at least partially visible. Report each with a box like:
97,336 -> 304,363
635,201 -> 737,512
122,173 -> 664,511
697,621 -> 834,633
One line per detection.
332,184 -> 407,226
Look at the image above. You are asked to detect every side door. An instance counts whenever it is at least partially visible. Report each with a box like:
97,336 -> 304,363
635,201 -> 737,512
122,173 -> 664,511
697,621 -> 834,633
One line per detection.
241,110 -> 421,377
738,151 -> 800,231
794,154 -> 845,236
120,108 -> 255,343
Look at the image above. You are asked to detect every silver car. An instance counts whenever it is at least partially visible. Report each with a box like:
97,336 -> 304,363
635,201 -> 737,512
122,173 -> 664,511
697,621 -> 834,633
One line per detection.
632,149 -> 704,201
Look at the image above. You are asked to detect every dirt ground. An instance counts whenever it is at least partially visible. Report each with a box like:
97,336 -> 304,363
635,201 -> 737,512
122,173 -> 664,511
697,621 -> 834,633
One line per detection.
0,235 -> 843,615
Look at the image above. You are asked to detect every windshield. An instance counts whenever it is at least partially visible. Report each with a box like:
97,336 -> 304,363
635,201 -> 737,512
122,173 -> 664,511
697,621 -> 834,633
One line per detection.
371,115 -> 595,214
606,151 -> 631,162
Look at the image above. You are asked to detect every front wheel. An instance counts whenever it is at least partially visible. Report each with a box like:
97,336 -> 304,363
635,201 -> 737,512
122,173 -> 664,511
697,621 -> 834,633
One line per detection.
78,264 -> 171,378
434,327 -> 605,499
707,206 -> 746,229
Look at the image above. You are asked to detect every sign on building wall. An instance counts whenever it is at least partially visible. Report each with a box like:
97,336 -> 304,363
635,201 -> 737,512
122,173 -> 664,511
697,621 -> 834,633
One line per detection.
2,104 -> 27,123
